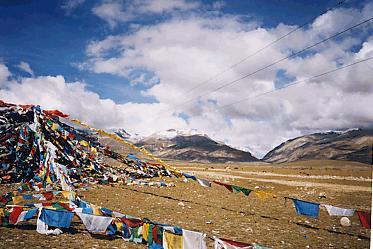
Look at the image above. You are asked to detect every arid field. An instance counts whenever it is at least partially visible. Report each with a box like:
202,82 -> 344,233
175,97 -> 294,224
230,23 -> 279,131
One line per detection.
0,160 -> 371,249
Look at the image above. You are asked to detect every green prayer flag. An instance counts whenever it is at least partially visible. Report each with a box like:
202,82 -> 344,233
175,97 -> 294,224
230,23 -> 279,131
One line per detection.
232,185 -> 252,196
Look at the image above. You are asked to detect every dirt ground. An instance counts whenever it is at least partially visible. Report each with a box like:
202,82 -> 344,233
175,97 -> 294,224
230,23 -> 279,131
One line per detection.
0,160 -> 372,249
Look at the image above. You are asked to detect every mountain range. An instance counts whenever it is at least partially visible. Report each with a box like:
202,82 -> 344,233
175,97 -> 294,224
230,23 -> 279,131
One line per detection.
116,129 -> 259,163
115,128 -> 373,164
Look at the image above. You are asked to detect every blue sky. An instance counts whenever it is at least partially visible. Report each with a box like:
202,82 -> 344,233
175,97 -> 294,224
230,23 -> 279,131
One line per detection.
0,0 -> 364,103
0,0 -> 372,157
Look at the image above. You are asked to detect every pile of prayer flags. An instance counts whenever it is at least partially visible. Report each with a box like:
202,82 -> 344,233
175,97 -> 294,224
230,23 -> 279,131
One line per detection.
0,100 -> 179,190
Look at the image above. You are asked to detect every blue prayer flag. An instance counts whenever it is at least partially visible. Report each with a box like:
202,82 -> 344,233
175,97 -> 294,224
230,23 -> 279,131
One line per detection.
23,195 -> 33,200
82,207 -> 93,214
40,209 -> 74,228
292,199 -> 320,218
24,208 -> 38,220
183,173 -> 197,181
100,207 -> 113,217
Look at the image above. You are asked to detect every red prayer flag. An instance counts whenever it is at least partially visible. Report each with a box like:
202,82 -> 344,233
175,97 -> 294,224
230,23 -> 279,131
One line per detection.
213,180 -> 233,192
9,207 -> 23,224
0,100 -> 15,107
19,104 -> 34,110
357,210 -> 371,229
58,202 -> 74,211
218,237 -> 254,248
42,192 -> 54,201
43,109 -> 69,118
121,217 -> 144,228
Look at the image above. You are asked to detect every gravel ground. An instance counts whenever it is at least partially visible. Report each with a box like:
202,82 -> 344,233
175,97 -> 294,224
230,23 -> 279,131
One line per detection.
0,160 -> 371,249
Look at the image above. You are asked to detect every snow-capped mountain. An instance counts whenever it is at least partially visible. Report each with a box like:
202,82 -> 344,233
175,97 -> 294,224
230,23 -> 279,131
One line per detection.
112,128 -> 143,143
113,128 -> 258,163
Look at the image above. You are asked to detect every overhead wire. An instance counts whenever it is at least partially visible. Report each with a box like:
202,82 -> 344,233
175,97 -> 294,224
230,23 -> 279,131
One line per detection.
175,17 -> 373,108
143,1 -> 349,124
182,0 -> 347,95
153,16 -> 373,120
217,56 -> 373,110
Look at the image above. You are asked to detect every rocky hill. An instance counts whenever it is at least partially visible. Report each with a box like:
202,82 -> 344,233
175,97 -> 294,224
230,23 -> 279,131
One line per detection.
132,129 -> 259,163
263,128 -> 373,164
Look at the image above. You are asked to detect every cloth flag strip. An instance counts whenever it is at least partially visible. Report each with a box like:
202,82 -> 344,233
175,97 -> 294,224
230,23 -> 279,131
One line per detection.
163,230 -> 183,249
213,181 -> 252,196
196,178 -> 212,188
39,208 -> 74,228
182,229 -> 208,249
15,208 -> 38,224
291,198 -> 320,218
356,211 -> 371,229
322,204 -> 355,216
76,212 -> 113,233
231,185 -> 252,196
213,237 -> 271,249
36,209 -> 63,235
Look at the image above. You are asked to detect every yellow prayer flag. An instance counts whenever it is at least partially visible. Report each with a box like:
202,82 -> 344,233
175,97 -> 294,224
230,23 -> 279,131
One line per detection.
51,123 -> 59,131
79,140 -> 89,147
142,223 -> 150,241
164,231 -> 182,249
91,205 -> 102,216
46,176 -> 53,184
115,220 -> 123,231
255,190 -> 275,201
12,195 -> 24,204
90,147 -> 98,154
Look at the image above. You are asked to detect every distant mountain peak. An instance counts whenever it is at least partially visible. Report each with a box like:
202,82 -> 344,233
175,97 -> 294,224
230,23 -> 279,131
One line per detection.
112,128 -> 143,143
148,128 -> 206,139
131,128 -> 258,163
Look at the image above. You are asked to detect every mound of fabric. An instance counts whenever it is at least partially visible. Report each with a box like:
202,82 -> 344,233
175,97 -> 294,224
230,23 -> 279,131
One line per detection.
0,100 -> 173,190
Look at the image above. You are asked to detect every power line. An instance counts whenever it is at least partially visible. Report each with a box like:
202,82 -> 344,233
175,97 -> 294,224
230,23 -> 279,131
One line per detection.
183,0 -> 347,95
145,1 -> 349,124
218,56 -> 373,110
160,16 -> 373,116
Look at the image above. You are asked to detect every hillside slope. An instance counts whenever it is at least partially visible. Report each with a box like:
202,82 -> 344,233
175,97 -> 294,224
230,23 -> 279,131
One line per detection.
135,130 -> 259,163
263,128 -> 373,164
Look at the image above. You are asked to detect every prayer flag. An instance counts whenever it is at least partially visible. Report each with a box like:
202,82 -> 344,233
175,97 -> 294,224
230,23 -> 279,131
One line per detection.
9,207 -> 23,224
163,230 -> 182,249
232,186 -> 252,196
255,191 -> 274,201
292,198 -> 320,218
214,237 -> 254,249
322,204 -> 355,216
356,210 -> 371,229
15,208 -> 38,224
213,181 -> 233,192
196,178 -> 211,187
182,229 -> 207,249
12,195 -> 23,204
76,212 -> 113,233
39,208 -> 74,228
183,173 -> 197,181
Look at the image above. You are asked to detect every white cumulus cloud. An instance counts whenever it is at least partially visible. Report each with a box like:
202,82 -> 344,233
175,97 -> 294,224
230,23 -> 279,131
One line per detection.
2,1 -> 373,158
16,61 -> 34,77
